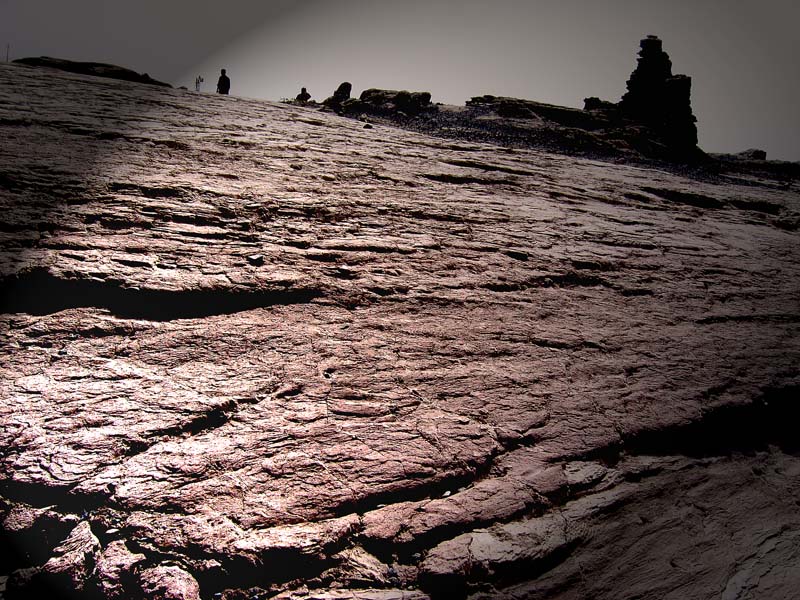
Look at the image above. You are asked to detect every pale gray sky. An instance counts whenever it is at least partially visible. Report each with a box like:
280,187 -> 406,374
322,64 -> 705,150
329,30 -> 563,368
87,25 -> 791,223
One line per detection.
2,0 -> 798,160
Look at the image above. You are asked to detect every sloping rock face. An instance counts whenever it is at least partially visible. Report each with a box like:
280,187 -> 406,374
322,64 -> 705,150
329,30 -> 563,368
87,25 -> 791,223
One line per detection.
1,63 -> 800,599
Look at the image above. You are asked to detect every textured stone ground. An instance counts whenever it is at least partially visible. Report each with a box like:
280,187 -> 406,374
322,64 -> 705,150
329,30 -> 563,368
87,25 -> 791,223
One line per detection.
1,63 -> 799,599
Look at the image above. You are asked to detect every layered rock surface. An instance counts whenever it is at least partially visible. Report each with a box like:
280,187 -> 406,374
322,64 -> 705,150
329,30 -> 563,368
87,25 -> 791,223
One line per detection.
1,62 -> 799,599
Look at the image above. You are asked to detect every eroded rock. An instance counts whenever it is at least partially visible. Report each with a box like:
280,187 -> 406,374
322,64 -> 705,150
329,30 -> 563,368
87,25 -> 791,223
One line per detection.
139,565 -> 202,600
0,60 -> 799,599
619,35 -> 698,155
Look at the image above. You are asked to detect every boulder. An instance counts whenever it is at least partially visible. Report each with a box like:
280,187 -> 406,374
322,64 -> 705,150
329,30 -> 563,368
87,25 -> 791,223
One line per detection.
322,81 -> 352,111
583,96 -> 618,112
737,148 -> 768,160
359,88 -> 432,115
138,565 -> 202,600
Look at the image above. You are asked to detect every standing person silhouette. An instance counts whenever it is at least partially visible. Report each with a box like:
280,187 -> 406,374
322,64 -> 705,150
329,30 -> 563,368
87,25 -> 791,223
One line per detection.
216,69 -> 231,95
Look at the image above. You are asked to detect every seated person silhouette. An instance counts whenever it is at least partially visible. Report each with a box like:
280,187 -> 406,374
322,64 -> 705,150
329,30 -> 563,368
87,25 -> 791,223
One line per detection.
216,69 -> 231,95
296,87 -> 311,103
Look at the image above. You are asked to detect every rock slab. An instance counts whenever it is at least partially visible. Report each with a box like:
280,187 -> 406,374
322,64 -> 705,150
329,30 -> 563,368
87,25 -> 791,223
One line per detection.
0,62 -> 799,599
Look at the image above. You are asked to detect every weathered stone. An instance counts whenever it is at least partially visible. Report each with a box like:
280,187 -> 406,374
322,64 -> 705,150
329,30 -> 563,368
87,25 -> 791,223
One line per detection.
322,81 -> 353,112
737,148 -> 768,160
359,89 -> 432,115
139,565 -> 202,600
619,35 -> 698,155
0,61 -> 799,600
322,547 -> 390,587
272,590 -> 429,599
5,521 -> 101,597
94,540 -> 147,599
583,96 -> 617,112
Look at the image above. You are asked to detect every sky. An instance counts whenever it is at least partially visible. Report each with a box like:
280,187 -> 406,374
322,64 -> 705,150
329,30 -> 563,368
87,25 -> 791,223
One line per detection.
2,0 -> 798,160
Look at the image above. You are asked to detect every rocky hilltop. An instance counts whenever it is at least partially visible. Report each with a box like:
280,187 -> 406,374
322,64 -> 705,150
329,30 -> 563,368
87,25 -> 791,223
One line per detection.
307,36 -> 712,164
12,57 -> 171,88
1,61 -> 799,600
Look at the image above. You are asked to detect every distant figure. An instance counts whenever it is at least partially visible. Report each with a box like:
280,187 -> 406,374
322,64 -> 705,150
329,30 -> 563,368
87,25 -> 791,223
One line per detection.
195,75 -> 204,92
217,69 -> 231,95
296,87 -> 311,103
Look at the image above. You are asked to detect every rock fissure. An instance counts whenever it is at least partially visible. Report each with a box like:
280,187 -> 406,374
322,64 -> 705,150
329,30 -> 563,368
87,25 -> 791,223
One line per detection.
0,268 -> 323,320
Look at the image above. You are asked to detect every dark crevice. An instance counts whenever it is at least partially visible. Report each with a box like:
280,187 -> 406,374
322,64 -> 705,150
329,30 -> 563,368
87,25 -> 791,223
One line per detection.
617,287 -> 654,297
423,538 -> 582,600
560,384 -> 800,467
361,487 -> 549,568
404,209 -> 484,224
196,550 -> 338,599
167,458 -> 504,596
331,454 -> 498,525
421,173 -> 519,186
593,237 -> 659,250
123,534 -> 341,600
0,479 -> 109,513
696,313 -> 800,325
83,214 -> 154,230
640,186 -> 724,210
0,504 -> 80,575
481,271 -> 610,293
120,400 -> 240,459
528,338 -> 606,351
418,384 -> 800,598
157,212 -> 224,228
729,198 -> 782,215
316,243 -> 415,255
358,430 -> 554,563
107,182 -> 187,199
569,259 -> 618,272
625,384 -> 800,457
0,268 -> 323,321
440,159 -> 536,177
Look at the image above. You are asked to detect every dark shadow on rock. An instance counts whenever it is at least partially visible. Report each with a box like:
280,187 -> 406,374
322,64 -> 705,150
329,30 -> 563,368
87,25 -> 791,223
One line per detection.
0,268 -> 322,321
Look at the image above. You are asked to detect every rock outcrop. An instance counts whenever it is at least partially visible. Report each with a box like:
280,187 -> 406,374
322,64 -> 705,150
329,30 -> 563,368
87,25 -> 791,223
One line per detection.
354,89 -> 433,116
618,35 -> 698,155
736,148 -> 768,161
316,37 -> 705,164
321,85 -> 433,118
468,95 -> 606,130
322,81 -> 353,112
1,61 -> 799,599
13,56 -> 171,88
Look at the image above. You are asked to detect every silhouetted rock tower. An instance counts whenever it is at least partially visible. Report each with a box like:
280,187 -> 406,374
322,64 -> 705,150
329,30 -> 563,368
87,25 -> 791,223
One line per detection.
619,35 -> 698,154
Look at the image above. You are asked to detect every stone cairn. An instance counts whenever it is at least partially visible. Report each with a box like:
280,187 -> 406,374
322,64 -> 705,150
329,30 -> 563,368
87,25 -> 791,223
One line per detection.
618,35 -> 698,153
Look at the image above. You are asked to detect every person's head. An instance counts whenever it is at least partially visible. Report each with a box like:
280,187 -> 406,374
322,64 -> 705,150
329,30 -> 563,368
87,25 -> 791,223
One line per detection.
221,69 -> 226,75
301,87 -> 307,93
